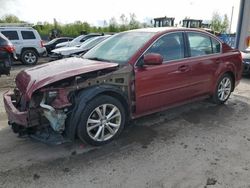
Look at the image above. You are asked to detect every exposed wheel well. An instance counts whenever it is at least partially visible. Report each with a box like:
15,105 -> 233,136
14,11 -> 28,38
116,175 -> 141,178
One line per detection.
65,88 -> 130,140
96,91 -> 130,118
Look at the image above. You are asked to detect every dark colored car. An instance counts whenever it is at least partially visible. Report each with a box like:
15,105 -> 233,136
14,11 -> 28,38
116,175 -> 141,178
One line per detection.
44,37 -> 73,54
0,33 -> 16,76
241,50 -> 250,75
4,28 -> 242,146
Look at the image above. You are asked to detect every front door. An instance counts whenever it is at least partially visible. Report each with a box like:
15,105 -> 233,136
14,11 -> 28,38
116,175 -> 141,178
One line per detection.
134,32 -> 194,116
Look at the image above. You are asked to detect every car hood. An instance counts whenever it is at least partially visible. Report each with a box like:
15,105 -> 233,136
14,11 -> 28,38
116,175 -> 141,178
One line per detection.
15,57 -> 119,100
52,46 -> 80,55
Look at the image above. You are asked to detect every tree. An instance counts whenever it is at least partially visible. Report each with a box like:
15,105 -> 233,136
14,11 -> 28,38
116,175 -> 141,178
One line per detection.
128,13 -> 140,29
221,14 -> 229,33
119,14 -> 128,31
0,14 -> 21,23
211,12 -> 229,33
109,17 -> 118,32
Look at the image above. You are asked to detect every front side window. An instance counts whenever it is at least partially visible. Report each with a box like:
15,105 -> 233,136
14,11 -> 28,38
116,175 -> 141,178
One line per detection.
145,32 -> 184,62
84,32 -> 155,64
1,31 -> 19,40
21,31 -> 36,40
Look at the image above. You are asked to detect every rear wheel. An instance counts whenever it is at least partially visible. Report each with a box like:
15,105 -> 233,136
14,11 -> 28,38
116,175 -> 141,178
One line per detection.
21,50 -> 38,65
212,73 -> 233,104
77,95 -> 126,146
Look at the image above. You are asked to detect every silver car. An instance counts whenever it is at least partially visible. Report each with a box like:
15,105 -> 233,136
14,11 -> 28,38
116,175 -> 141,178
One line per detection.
0,26 -> 47,65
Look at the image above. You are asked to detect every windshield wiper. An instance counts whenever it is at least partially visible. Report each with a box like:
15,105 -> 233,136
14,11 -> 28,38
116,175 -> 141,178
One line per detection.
87,57 -> 111,62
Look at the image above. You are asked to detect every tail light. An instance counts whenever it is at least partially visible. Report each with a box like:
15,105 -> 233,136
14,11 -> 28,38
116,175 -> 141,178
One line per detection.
40,40 -> 45,47
0,45 -> 15,53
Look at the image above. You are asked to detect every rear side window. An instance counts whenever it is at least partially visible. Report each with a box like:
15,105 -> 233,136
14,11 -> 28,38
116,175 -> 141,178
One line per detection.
187,32 -> 212,56
21,31 -> 36,39
1,31 -> 19,40
211,38 -> 221,53
187,32 -> 221,57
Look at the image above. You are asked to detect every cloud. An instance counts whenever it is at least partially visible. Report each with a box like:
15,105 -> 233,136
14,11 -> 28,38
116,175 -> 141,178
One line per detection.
0,0 -> 21,18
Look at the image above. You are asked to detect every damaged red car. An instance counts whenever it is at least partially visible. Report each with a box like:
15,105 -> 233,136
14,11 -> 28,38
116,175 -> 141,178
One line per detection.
4,28 -> 242,145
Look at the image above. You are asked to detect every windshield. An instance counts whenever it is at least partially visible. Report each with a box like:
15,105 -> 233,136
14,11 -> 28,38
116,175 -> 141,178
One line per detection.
46,38 -> 57,45
83,32 -> 155,64
80,37 -> 98,48
71,35 -> 84,43
80,36 -> 109,50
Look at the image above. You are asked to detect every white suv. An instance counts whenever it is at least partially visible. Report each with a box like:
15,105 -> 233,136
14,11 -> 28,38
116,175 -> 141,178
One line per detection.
0,26 -> 46,65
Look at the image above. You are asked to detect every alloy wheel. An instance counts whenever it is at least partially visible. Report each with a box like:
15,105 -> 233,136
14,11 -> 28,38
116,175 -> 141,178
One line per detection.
218,77 -> 232,101
86,104 -> 121,142
24,52 -> 37,64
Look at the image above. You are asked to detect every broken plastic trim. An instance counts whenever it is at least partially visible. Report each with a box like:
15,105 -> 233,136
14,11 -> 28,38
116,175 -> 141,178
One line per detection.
40,94 -> 67,132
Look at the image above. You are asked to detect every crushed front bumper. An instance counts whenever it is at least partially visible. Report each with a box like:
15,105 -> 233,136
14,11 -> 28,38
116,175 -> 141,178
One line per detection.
3,90 -> 28,126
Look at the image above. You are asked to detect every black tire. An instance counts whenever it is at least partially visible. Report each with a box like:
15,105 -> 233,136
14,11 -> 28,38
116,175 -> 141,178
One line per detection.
21,50 -> 38,65
212,73 -> 233,104
76,95 -> 126,146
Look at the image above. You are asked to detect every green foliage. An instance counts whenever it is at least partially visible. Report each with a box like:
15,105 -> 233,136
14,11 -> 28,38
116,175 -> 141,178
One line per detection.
0,14 -> 21,23
211,12 -> 230,33
0,13 -> 144,38
128,13 -> 140,29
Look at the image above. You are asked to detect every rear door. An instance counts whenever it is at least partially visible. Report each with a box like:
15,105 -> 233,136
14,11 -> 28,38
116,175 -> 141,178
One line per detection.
184,31 -> 222,95
20,30 -> 39,49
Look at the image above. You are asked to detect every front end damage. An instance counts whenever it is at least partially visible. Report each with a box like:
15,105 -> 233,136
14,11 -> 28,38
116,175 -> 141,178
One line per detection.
4,63 -> 134,144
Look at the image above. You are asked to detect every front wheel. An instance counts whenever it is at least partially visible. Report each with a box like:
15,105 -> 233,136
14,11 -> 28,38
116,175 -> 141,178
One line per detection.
212,73 -> 233,104
21,50 -> 38,65
77,95 -> 126,146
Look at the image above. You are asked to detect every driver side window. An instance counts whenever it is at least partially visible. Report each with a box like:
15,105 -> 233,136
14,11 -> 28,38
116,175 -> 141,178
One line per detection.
145,32 -> 184,62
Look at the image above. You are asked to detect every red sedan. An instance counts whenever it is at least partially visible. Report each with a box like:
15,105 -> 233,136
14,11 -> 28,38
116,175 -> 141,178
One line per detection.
4,27 -> 243,145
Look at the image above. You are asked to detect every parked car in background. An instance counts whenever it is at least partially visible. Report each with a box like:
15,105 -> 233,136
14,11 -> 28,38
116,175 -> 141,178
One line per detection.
55,33 -> 103,49
44,37 -> 73,54
4,28 -> 242,146
50,35 -> 110,60
0,26 -> 46,65
241,47 -> 250,75
0,33 -> 16,76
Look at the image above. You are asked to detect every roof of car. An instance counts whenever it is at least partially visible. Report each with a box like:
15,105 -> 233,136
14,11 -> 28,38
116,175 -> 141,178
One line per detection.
128,27 -> 205,33
0,26 -> 34,30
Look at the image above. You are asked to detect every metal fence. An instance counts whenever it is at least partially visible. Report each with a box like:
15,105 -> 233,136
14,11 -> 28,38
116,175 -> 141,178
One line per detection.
219,34 -> 236,48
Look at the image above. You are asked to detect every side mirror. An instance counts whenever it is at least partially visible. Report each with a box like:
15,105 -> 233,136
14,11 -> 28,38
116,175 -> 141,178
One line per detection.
144,53 -> 163,66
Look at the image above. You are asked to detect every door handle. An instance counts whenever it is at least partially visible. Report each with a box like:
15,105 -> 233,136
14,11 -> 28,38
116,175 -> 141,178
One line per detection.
178,65 -> 190,72
215,58 -> 221,64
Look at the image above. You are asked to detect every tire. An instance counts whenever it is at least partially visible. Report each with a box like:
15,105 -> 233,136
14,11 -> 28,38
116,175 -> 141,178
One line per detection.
77,95 -> 126,146
21,50 -> 38,65
212,73 -> 233,104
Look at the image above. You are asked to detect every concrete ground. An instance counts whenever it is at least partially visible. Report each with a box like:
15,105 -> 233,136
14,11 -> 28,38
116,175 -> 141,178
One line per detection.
0,60 -> 250,188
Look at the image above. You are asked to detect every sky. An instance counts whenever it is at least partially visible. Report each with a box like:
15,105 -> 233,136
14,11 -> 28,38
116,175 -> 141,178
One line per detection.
0,0 -> 240,32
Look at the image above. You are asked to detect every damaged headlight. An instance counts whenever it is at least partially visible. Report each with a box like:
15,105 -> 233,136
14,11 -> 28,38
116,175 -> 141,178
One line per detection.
48,90 -> 58,98
46,90 -> 58,104
39,88 -> 58,105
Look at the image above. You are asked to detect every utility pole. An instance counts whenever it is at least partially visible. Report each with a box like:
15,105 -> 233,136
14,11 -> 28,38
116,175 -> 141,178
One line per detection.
229,6 -> 234,34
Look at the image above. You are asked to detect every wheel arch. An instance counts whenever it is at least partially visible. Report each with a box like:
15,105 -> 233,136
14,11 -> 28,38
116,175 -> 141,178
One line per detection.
65,85 -> 129,140
21,47 -> 39,56
224,71 -> 235,92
